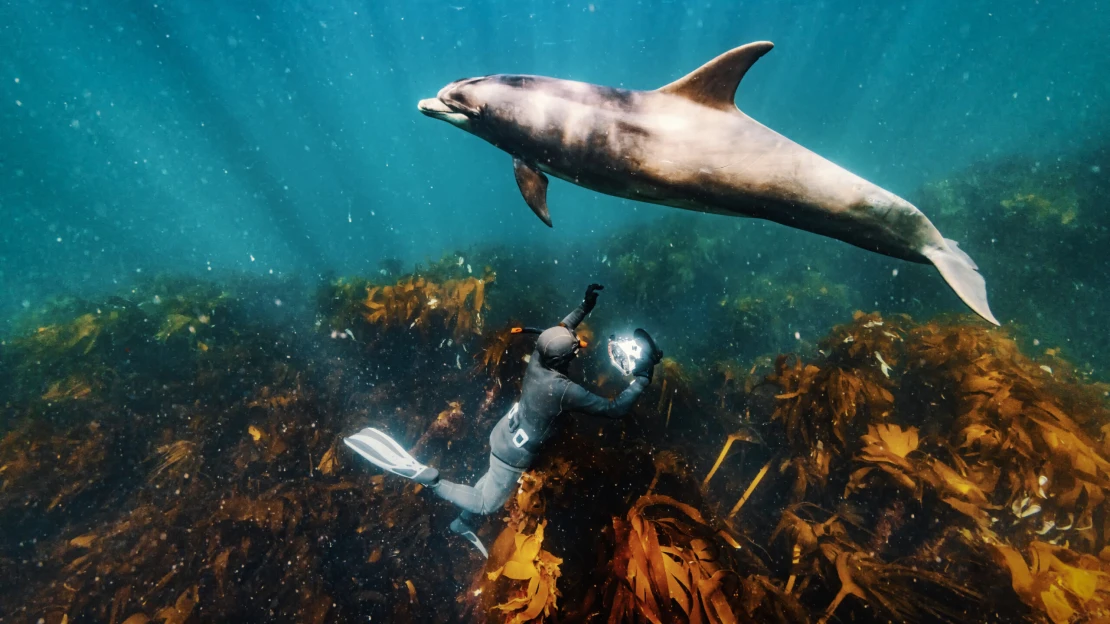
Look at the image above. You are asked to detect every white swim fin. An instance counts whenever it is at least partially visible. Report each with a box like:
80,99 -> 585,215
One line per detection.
344,427 -> 440,485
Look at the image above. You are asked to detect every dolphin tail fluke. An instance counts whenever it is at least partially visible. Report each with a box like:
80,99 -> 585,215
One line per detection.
924,239 -> 1000,326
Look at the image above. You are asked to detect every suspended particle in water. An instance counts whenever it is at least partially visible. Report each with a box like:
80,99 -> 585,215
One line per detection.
794,331 -> 801,340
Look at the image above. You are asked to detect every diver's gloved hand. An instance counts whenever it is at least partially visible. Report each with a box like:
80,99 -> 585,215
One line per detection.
631,328 -> 663,381
582,283 -> 605,314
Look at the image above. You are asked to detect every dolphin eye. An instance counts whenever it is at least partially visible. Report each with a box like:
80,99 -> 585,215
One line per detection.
450,92 -> 482,117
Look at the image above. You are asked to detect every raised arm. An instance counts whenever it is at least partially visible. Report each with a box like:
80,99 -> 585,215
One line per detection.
561,283 -> 604,329
560,305 -> 588,330
559,328 -> 662,419
560,377 -> 650,419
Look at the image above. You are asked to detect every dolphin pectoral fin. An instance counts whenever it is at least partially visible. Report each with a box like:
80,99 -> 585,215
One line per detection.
923,241 -> 1001,326
512,157 -> 553,227
657,41 -> 774,112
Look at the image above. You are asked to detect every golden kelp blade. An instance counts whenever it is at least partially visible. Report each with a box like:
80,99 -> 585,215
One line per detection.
360,271 -> 495,339
486,520 -> 563,623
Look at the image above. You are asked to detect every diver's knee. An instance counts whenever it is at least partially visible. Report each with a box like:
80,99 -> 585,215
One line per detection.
478,497 -> 503,515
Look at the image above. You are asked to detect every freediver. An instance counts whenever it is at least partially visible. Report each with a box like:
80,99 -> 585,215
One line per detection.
343,284 -> 663,557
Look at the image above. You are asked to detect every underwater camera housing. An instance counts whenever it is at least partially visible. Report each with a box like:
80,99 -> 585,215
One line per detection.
607,334 -> 645,376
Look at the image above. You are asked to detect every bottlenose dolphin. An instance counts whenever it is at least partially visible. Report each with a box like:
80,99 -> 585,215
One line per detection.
417,42 -> 999,325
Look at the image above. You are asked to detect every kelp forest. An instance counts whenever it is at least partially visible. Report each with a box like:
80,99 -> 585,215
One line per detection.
2,149 -> 1109,624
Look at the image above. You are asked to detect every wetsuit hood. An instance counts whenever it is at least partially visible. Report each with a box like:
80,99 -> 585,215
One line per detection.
536,326 -> 579,369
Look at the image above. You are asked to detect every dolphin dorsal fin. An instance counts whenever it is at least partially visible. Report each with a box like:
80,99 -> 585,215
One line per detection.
657,41 -> 774,111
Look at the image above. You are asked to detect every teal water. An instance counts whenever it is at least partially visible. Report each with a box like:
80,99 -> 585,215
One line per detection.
2,1 -> 1107,322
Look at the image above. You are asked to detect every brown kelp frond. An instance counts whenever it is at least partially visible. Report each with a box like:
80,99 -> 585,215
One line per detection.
410,400 -> 465,455
5,198 -> 1110,624
738,310 -> 1110,622
318,275 -> 375,332
361,270 -> 496,339
41,375 -> 97,402
486,521 -> 563,623
820,310 -> 909,369
605,494 -> 745,624
770,505 -> 850,565
902,320 -> 1110,546
645,357 -> 700,431
5,278 -> 243,411
646,450 -> 689,495
475,324 -> 527,380
816,548 -> 980,624
861,423 -> 919,462
702,427 -> 761,488
0,421 -> 114,515
1000,192 -> 1080,226
149,440 -> 199,482
989,539 -> 1110,624
770,507 -> 978,624
845,423 -> 922,496
767,352 -> 894,466
29,312 -> 106,355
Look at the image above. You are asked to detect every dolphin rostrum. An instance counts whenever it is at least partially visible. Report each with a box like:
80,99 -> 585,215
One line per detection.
417,42 -> 999,325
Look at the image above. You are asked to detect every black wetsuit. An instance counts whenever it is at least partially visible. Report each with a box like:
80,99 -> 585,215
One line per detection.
431,304 -> 648,518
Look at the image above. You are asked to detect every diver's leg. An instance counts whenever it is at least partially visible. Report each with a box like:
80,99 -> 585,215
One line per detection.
439,456 -> 524,559
432,454 -> 523,515
433,472 -> 489,514
472,454 -> 524,514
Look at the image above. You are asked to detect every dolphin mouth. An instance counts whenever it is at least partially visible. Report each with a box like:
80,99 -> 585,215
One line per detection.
417,97 -> 469,124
